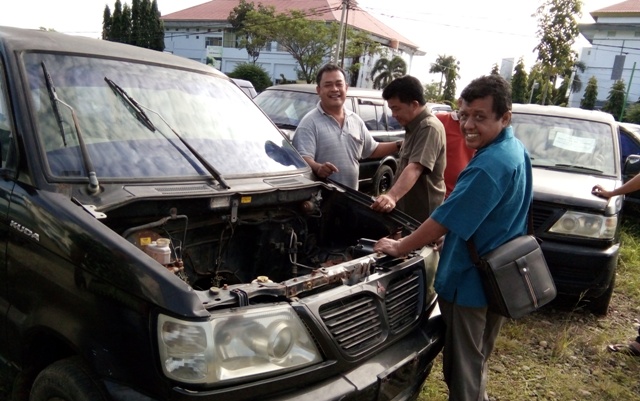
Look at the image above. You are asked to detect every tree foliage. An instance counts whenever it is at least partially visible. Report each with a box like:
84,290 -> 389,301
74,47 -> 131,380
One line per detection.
623,103 -> 640,123
602,79 -> 626,121
227,0 -> 274,64
511,58 -> 529,104
103,0 -> 164,51
371,56 -> 407,89
423,81 -> 441,102
343,28 -> 382,87
490,64 -> 500,75
580,76 -> 598,110
533,0 -> 581,104
240,8 -> 339,83
227,63 -> 272,92
429,55 -> 459,102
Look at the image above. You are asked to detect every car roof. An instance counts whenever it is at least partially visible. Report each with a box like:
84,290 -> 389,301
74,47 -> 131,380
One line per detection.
263,83 -> 384,98
512,103 -> 616,124
0,25 -> 224,78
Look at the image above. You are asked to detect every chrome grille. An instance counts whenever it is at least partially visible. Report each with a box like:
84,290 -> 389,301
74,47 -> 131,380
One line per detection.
386,271 -> 421,333
319,267 -> 423,355
319,294 -> 383,354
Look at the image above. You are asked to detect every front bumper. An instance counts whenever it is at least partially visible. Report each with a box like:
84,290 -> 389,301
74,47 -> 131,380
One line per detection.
105,308 -> 444,401
178,308 -> 444,401
540,239 -> 619,298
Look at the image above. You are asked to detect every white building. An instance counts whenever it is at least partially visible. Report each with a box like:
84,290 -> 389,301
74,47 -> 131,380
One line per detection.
572,0 -> 640,109
160,0 -> 425,87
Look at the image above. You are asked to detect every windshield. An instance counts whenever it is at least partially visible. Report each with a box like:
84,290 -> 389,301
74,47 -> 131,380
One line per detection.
512,113 -> 617,176
254,90 -> 318,127
24,53 -> 306,181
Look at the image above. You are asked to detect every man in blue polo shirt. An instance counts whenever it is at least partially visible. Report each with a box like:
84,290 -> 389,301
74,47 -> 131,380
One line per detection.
374,74 -> 532,401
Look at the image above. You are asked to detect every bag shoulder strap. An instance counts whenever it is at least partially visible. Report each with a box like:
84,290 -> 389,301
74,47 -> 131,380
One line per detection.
466,204 -> 534,267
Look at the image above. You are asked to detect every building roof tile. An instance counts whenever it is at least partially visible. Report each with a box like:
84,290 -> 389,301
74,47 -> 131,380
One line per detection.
161,0 -> 418,49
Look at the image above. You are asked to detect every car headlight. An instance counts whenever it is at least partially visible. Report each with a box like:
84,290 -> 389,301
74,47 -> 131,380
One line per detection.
158,304 -> 322,384
548,211 -> 617,239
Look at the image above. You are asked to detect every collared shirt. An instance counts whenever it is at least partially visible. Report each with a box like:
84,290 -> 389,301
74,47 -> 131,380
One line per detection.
436,112 -> 476,197
395,108 -> 446,222
293,102 -> 378,189
430,126 -> 533,307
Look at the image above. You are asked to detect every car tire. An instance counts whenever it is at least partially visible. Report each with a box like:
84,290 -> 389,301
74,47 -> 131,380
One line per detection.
372,165 -> 394,197
587,274 -> 615,316
29,357 -> 110,401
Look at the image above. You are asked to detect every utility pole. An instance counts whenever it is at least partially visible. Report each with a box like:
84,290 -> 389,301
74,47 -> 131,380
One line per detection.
621,62 -> 636,121
334,0 -> 348,65
340,1 -> 350,68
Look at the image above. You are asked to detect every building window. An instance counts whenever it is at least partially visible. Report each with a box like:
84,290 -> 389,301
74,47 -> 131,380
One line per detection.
223,32 -> 243,48
206,37 -> 222,47
607,30 -> 616,37
635,31 -> 640,37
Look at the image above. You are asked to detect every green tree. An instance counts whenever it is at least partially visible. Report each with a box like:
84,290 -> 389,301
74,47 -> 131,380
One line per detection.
423,81 -> 441,102
149,0 -> 165,51
103,0 -> 163,50
511,58 -> 529,104
580,76 -> 598,110
602,79 -> 626,121
243,8 -> 339,83
371,56 -> 407,90
552,60 -> 586,106
533,0 -> 581,104
442,62 -> 460,104
527,63 -> 547,103
429,55 -> 458,100
623,103 -> 640,123
104,0 -> 132,43
227,63 -> 272,92
343,28 -> 382,87
490,64 -> 500,75
102,6 -> 112,40
228,0 -> 274,64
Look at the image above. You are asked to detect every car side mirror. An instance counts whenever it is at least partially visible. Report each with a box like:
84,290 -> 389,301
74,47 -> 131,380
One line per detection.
623,154 -> 640,176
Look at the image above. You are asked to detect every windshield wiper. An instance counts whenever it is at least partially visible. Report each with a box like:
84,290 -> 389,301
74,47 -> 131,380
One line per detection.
42,62 -> 100,195
103,77 -> 229,189
554,163 -> 603,173
42,63 -> 67,147
104,77 -> 156,132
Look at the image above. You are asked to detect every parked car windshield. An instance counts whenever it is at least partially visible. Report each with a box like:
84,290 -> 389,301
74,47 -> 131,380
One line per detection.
254,90 -> 318,128
24,53 -> 305,180
512,113 -> 617,176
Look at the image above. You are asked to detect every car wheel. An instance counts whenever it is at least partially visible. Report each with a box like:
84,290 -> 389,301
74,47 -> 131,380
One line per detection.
372,165 -> 394,196
29,357 -> 109,401
587,274 -> 615,316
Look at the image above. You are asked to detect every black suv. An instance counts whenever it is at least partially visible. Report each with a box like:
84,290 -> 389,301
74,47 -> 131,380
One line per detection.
254,84 -> 404,196
511,104 -> 622,314
0,27 -> 443,401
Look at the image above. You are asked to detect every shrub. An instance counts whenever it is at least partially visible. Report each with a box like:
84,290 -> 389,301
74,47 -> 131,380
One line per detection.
227,63 -> 272,93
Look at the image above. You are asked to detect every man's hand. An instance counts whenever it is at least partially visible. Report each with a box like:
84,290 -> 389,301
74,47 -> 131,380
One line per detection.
592,184 -> 613,199
371,194 -> 396,213
314,162 -> 339,179
374,237 -> 402,257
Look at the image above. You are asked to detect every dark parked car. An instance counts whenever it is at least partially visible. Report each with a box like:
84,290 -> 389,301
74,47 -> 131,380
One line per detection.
617,122 -> 640,212
512,104 -> 622,315
254,84 -> 404,196
0,26 -> 444,401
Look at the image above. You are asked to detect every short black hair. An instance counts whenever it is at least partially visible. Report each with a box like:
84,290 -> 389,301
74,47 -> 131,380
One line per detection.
460,75 -> 512,118
316,63 -> 347,85
382,75 -> 426,106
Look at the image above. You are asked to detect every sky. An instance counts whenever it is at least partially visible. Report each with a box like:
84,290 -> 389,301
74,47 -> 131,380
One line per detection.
0,0 -> 621,93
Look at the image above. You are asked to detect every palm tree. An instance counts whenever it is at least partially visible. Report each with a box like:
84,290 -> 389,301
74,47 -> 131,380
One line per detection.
371,56 -> 407,90
429,55 -> 459,98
